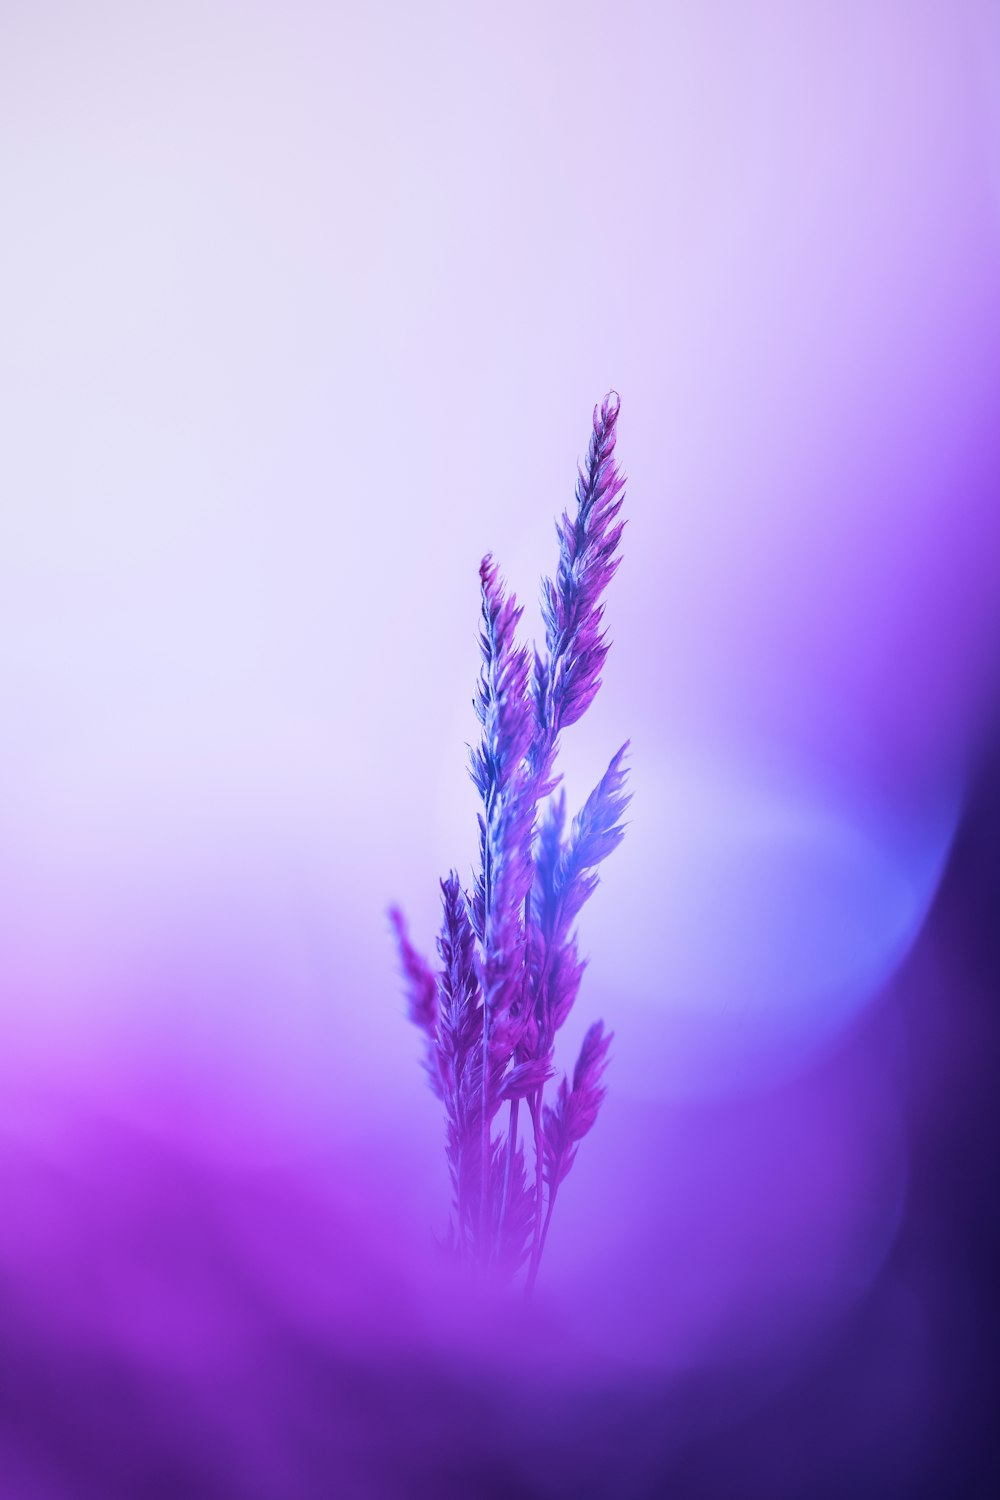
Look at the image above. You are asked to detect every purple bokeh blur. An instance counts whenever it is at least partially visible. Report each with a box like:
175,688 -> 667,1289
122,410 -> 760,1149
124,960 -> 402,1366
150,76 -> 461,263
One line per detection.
2,2 -> 999,1495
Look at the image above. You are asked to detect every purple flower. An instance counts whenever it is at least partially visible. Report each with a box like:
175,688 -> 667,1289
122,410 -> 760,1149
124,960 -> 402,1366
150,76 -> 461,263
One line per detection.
388,906 -> 440,1099
542,1020 -> 615,1194
391,394 -> 630,1291
531,390 -> 627,783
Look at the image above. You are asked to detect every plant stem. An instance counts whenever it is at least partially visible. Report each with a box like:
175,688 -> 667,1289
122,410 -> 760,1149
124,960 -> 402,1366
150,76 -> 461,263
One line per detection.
480,776 -> 495,1264
525,1172 -> 558,1300
481,985 -> 490,1262
525,1089 -> 544,1295
499,1096 -> 519,1249
537,1182 -> 558,1266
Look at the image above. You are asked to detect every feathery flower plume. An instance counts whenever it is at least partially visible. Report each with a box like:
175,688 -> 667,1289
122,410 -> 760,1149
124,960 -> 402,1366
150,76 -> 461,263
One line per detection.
531,391 -> 627,789
539,1021 -> 614,1261
469,555 -> 536,1016
390,393 -> 630,1290
522,394 -> 629,1287
468,556 -> 538,1256
388,907 -> 440,1099
434,873 -> 484,1252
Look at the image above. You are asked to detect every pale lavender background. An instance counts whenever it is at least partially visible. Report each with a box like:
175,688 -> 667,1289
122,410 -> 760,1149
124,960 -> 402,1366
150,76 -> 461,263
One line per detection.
1,2 -> 999,1489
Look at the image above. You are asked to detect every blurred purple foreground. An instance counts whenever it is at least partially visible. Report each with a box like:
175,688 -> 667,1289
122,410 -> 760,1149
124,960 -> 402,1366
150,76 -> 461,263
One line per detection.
1,736 -> 998,1499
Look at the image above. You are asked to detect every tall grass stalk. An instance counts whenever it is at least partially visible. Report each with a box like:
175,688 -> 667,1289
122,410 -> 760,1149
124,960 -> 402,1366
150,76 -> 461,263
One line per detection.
390,393 -> 630,1291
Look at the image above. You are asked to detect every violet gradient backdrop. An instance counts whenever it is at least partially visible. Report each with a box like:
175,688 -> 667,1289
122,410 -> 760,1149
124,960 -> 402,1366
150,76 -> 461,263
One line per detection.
1,3 -> 1000,1497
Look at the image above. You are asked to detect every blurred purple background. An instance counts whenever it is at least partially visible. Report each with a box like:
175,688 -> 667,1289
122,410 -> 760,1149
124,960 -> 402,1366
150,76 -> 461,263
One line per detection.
2,2 -> 1000,1495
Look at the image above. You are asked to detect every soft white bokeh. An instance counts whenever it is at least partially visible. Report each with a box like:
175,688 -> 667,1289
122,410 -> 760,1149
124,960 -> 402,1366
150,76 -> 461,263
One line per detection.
1,1 -> 998,1112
